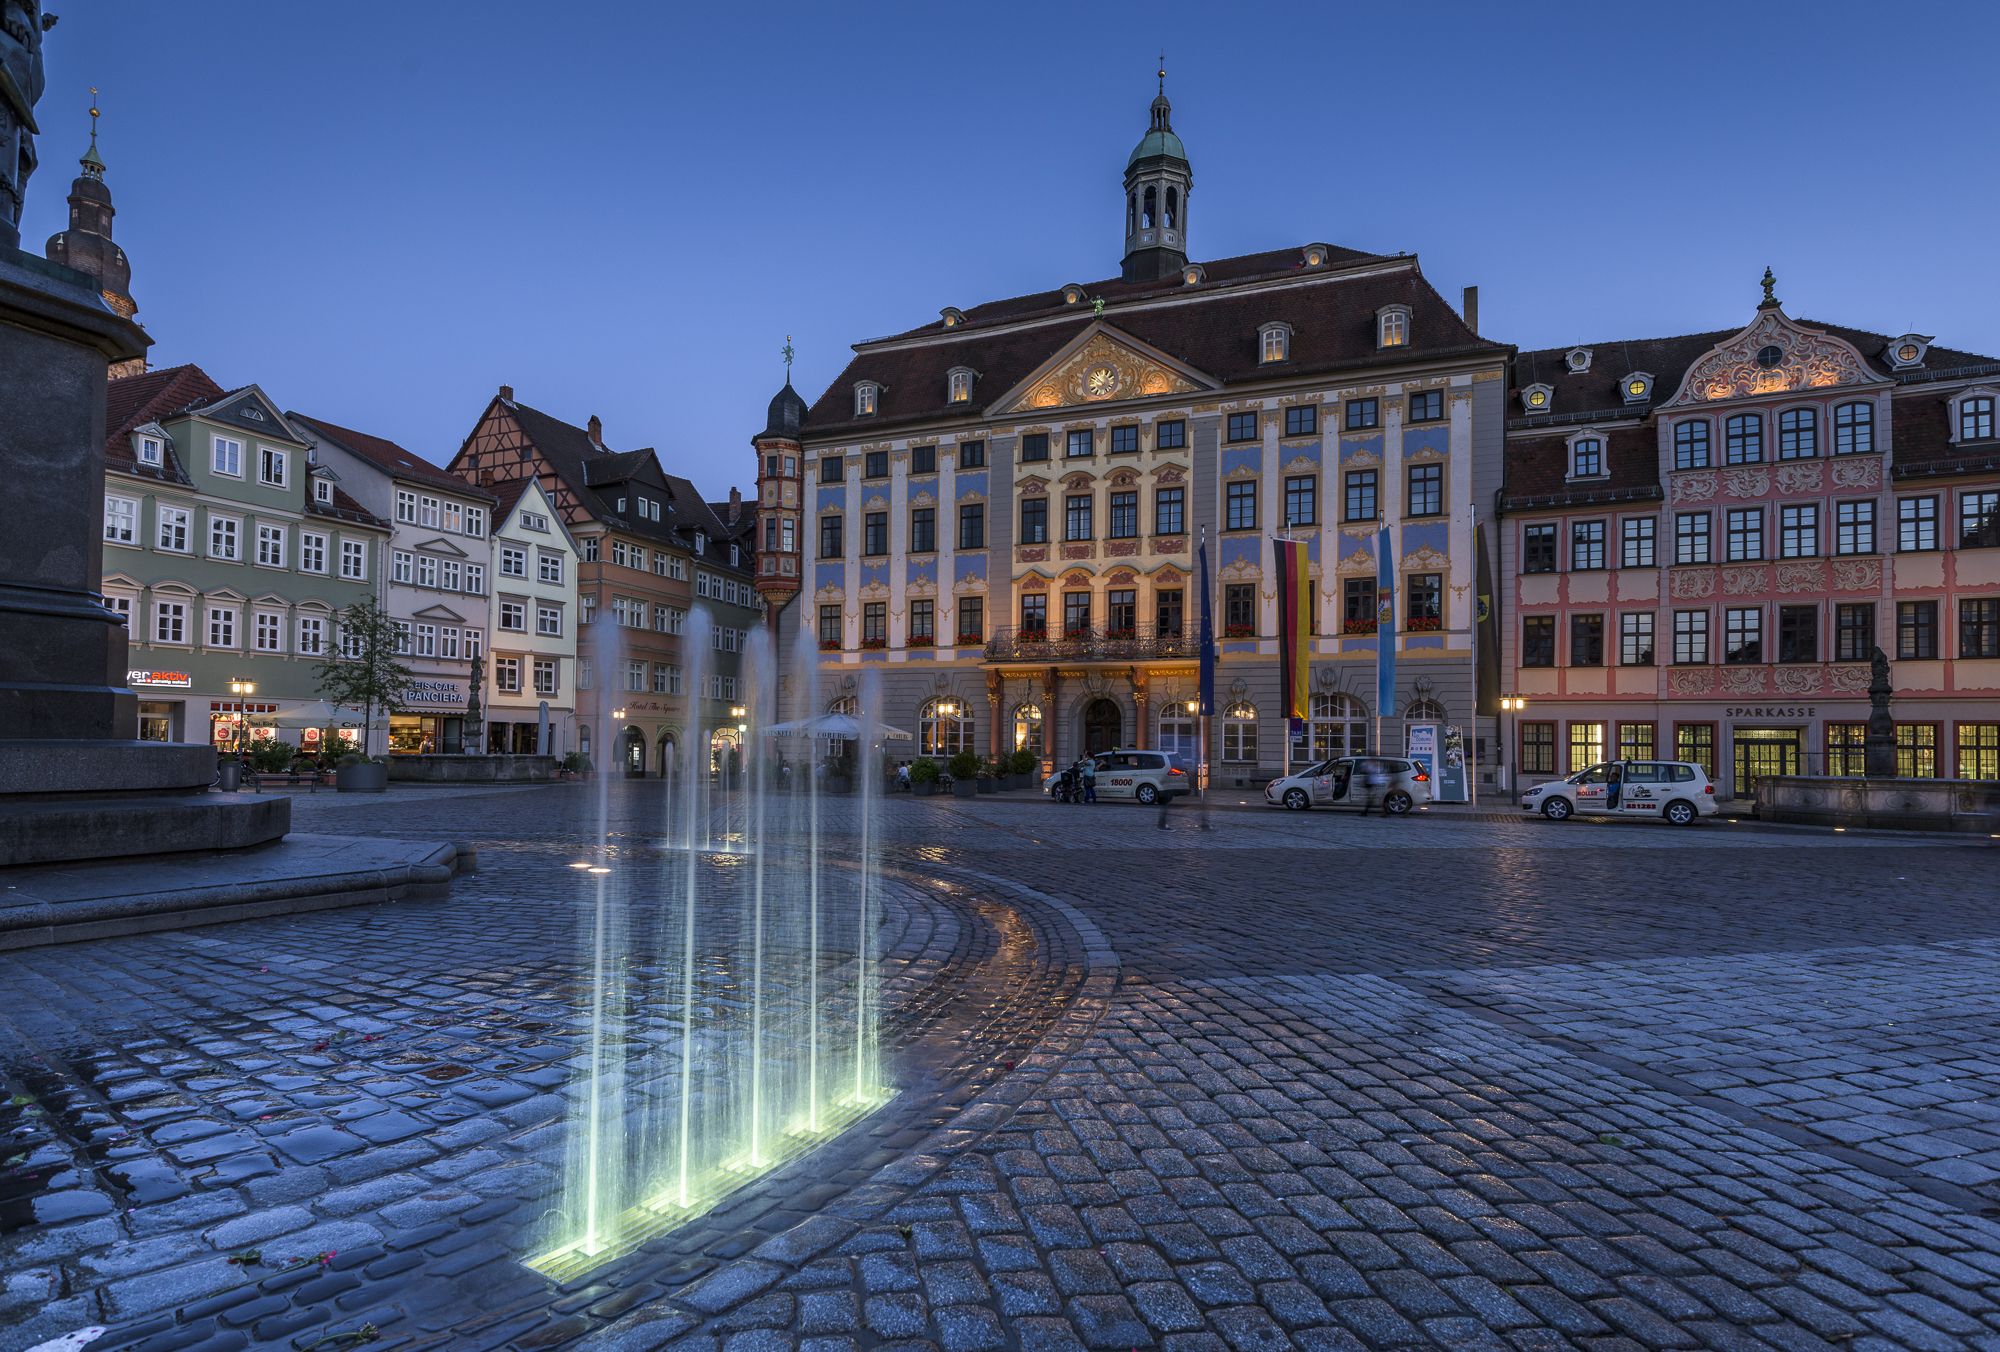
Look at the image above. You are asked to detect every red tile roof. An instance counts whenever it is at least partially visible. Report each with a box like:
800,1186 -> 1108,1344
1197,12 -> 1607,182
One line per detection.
104,364 -> 226,481
290,412 -> 495,499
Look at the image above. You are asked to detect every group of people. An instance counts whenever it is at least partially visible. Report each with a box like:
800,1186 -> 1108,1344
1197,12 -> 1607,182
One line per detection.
1051,756 -> 1099,803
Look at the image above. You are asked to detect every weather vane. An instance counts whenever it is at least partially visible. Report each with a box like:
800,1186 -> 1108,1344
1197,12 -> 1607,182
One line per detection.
89,86 -> 99,146
782,334 -> 794,382
1158,53 -> 1166,94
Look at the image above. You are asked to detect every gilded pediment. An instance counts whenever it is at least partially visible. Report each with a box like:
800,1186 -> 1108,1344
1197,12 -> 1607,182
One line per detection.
993,321 -> 1219,416
1667,309 -> 1879,405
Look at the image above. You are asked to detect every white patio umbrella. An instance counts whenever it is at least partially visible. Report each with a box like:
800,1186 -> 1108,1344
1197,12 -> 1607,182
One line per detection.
245,700 -> 382,729
764,712 -> 913,740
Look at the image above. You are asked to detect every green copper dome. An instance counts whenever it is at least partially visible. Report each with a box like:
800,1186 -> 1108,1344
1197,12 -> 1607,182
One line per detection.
1128,129 -> 1186,166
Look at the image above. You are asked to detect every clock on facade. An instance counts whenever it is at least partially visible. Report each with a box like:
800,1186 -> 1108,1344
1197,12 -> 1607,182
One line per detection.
1084,364 -> 1118,398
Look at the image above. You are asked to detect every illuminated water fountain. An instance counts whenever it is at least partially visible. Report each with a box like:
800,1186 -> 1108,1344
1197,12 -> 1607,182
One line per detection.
527,614 -> 905,1280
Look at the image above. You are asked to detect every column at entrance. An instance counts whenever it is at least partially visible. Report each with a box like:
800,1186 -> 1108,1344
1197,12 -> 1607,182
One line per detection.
1131,666 -> 1150,750
986,669 -> 1004,757
1040,666 -> 1059,771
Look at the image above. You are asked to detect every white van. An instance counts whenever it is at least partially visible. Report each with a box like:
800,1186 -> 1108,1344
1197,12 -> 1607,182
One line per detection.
1523,761 -> 1719,825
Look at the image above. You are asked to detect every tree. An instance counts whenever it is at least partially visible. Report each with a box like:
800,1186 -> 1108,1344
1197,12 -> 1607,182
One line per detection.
314,597 -> 413,758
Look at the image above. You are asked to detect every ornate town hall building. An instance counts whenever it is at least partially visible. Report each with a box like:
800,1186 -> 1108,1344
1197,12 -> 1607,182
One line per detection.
754,87 -> 1508,781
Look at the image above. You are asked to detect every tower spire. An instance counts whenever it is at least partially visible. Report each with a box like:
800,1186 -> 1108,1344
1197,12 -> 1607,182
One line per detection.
81,87 -> 104,179
1121,68 -> 1192,282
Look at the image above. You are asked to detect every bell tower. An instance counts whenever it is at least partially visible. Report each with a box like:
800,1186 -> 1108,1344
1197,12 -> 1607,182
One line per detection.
1121,66 -> 1191,283
45,93 -> 144,376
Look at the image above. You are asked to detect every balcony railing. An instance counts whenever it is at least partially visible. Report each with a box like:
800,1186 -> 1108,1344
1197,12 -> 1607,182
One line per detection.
984,623 -> 1196,662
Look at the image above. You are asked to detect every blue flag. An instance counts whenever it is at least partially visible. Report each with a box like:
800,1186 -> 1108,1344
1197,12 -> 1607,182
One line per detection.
1375,524 -> 1396,734
1198,528 -> 1215,718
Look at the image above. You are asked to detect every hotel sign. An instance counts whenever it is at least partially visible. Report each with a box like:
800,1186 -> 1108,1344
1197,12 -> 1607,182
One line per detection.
128,670 -> 192,688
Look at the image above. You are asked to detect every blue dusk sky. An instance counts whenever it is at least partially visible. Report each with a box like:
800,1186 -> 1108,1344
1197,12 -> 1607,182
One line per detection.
26,2 -> 2000,500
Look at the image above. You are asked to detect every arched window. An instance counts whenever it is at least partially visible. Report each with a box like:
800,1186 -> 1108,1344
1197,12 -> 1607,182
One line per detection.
1405,698 -> 1447,722
1303,693 -> 1368,763
1142,186 -> 1156,230
1012,702 -> 1043,756
1221,701 -> 1258,763
1158,701 -> 1197,763
920,697 -> 972,757
1725,413 -> 1763,464
1778,408 -> 1817,459
1165,187 -> 1178,229
1127,193 -> 1136,235
1834,402 -> 1873,454
579,723 -> 591,760
824,696 -> 857,760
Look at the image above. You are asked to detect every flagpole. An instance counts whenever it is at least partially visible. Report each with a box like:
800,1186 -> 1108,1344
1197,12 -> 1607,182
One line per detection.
1198,524 -> 1214,831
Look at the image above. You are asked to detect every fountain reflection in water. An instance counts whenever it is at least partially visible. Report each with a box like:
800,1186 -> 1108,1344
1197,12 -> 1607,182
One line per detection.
529,609 -> 890,1281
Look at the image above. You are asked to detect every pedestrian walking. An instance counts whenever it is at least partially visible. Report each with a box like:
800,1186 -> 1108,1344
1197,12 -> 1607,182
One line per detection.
1082,757 -> 1098,803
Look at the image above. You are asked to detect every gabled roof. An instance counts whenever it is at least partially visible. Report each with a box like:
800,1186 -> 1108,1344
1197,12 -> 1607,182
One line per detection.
582,448 -> 660,488
499,399 -> 683,539
105,363 -> 225,481
290,412 -> 496,499
802,258 -> 1502,436
183,384 -> 310,446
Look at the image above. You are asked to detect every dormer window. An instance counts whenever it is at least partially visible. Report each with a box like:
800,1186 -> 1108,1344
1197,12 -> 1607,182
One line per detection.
1521,383 -> 1555,414
1376,305 -> 1410,349
135,434 -> 162,465
1565,348 -> 1593,374
1569,436 -> 1606,480
1302,243 -> 1331,267
854,382 -> 879,417
1062,284 -> 1086,306
947,367 -> 976,404
1621,372 -> 1654,404
1259,323 -> 1292,364
1957,391 -> 1997,443
1182,263 -> 1205,286
695,531 -> 707,554
940,307 -> 965,328
1888,333 -> 1932,370
314,478 -> 332,504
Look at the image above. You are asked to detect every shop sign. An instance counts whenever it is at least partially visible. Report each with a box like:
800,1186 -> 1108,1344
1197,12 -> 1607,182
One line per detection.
128,670 -> 192,688
1725,706 -> 1817,718
403,679 -> 466,706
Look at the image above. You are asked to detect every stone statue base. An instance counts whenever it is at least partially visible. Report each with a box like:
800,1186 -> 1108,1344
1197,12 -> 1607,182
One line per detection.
1755,775 -> 2000,834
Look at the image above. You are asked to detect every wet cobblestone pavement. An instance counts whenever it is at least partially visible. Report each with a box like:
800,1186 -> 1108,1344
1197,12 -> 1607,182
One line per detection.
5,783 -> 1999,1352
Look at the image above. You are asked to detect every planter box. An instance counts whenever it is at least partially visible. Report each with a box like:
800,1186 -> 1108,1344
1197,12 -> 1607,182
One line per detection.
336,762 -> 389,793
976,778 -> 995,794
914,781 -> 937,797
387,754 -> 558,783
952,780 -> 977,798
1002,774 -> 1023,791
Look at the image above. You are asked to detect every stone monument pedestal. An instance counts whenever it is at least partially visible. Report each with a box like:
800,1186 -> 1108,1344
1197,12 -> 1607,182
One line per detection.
1754,775 -> 2000,834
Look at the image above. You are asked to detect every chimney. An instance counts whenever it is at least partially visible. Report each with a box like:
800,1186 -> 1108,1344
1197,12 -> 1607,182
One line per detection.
498,384 -> 514,401
587,415 -> 602,446
479,469 -> 494,487
1462,286 -> 1479,336
728,486 -> 742,523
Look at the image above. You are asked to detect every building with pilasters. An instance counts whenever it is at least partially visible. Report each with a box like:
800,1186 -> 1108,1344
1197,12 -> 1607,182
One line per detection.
756,86 -> 1509,783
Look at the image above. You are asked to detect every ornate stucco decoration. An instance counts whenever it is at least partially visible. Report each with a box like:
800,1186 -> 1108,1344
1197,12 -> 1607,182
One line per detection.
1719,668 -> 1766,695
1062,472 -> 1095,491
1829,664 -> 1871,692
864,493 -> 889,511
1061,570 -> 1092,588
1775,562 -> 1825,594
814,584 -> 844,602
1107,570 -> 1138,586
1721,567 -> 1767,595
1670,669 -> 1715,696
1105,541 -> 1140,557
952,575 -> 987,594
1061,543 -> 1094,560
1674,471 -> 1718,503
1401,546 -> 1451,572
1017,547 -> 1048,563
1149,538 -> 1188,555
996,322 -> 1217,415
1341,445 -> 1382,468
1020,574 -> 1049,592
1154,465 -> 1187,484
1282,455 -> 1318,475
1830,457 -> 1881,490
859,581 -> 890,600
1774,462 -> 1823,495
1218,557 -> 1263,581
904,577 -> 938,598
1108,470 -> 1139,488
1774,666 -> 1825,695
1018,478 -> 1049,497
1335,550 -> 1377,576
1721,468 -> 1770,499
1831,559 -> 1881,591
909,491 -> 937,508
1151,566 -> 1184,585
1669,568 -> 1716,599
1668,310 -> 1875,405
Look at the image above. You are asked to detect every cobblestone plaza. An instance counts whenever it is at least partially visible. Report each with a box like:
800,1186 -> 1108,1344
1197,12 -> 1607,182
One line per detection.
4,785 -> 1999,1352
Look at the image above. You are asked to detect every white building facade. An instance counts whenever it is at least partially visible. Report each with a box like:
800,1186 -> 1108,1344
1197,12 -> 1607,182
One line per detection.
484,477 -> 580,754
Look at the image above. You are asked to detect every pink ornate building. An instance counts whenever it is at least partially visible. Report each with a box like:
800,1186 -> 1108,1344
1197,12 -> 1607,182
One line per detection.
1497,277 -> 2000,798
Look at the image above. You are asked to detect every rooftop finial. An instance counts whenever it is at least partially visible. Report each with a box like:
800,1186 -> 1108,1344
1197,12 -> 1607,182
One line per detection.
1759,266 -> 1779,309
782,333 -> 794,383
80,87 -> 105,179
1158,53 -> 1166,96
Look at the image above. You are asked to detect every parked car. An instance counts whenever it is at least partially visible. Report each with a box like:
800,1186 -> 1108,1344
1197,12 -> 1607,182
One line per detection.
1263,757 -> 1426,814
1044,751 -> 1189,805
1522,760 -> 1718,825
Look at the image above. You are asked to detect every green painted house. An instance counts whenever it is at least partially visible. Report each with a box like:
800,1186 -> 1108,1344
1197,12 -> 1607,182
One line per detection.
101,364 -> 391,750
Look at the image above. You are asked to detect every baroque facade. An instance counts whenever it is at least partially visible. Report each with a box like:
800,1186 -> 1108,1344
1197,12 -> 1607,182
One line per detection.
756,88 -> 1506,782
1498,279 -> 2000,797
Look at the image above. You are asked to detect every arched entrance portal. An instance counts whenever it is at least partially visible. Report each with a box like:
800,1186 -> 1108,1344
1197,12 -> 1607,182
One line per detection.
1083,699 -> 1122,756
620,726 -> 647,778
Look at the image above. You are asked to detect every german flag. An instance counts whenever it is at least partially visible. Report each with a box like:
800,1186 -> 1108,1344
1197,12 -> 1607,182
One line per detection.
1275,537 -> 1311,721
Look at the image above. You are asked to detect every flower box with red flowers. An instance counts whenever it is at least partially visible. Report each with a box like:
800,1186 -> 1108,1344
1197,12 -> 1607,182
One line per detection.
1405,615 -> 1442,633
1223,624 -> 1257,639
819,639 -> 842,651
907,634 -> 934,647
1019,630 -> 1048,643
1104,628 -> 1135,641
957,633 -> 982,646
1343,619 -> 1378,635
860,638 -> 887,650
1063,629 -> 1093,642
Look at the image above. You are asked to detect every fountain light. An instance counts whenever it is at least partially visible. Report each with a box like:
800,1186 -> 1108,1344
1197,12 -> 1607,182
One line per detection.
568,862 -> 592,869
587,867 -> 610,874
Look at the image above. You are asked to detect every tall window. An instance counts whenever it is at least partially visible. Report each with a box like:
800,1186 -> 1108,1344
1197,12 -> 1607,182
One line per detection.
212,437 -> 242,476
1225,584 -> 1256,634
1724,607 -> 1762,663
1109,492 -> 1139,538
1778,606 -> 1817,663
1022,497 -> 1048,543
1673,610 -> 1709,664
208,607 -> 237,648
1780,504 -> 1819,558
864,451 -> 888,478
254,612 -> 282,652
1409,390 -> 1443,421
820,515 -> 843,558
1570,439 -> 1603,478
1379,311 -> 1407,347
919,699 -> 972,757
1110,426 -> 1139,454
1344,470 -> 1377,522
154,600 -> 186,644
1304,693 -> 1367,763
1725,414 -> 1763,464
1019,434 -> 1048,462
1570,614 -> 1603,666
1726,508 -> 1763,561
1620,613 -> 1654,666
1674,420 -> 1711,470
1157,589 -> 1183,638
1344,578 -> 1377,634
1285,405 -> 1317,437
158,507 -> 190,553
1622,518 -> 1655,568
958,503 -> 984,549
1962,490 -> 2000,549
1834,402 -> 1873,454
1155,421 -> 1186,449
1835,501 -> 1875,555
1836,603 -> 1875,662
1958,724 -> 2000,780
910,599 -> 934,642
1407,464 -> 1441,517
1067,429 -> 1094,458
1155,487 -> 1183,536
1227,412 -> 1258,443
1778,408 -> 1818,458
1107,589 -> 1136,635
1963,396 -> 1996,442
1346,398 -> 1378,430
1285,477 -> 1316,526
1063,592 -> 1090,636
1675,513 -> 1711,565
1899,497 -> 1938,551
1568,722 -> 1604,773
1013,702 -> 1044,756
1572,521 -> 1605,570
1898,600 -> 1937,659
958,597 -> 983,644
1677,724 -> 1716,776
820,455 -> 844,483
1066,494 -> 1092,541
1157,702 -> 1194,761
862,601 -> 886,646
1963,599 -> 2000,659
1222,702 -> 1258,761
959,441 -> 985,467
864,513 -> 887,555
1826,723 -> 1866,777
910,508 -> 935,553
1021,594 -> 1047,637
256,525 -> 285,566
1407,575 -> 1441,630
1523,615 -> 1555,667
819,604 -> 842,646
1898,725 -> 1939,779
1520,722 -> 1555,775
1524,524 -> 1557,573
210,516 -> 239,560
1227,481 -> 1257,531
1618,723 -> 1655,761
103,497 -> 137,544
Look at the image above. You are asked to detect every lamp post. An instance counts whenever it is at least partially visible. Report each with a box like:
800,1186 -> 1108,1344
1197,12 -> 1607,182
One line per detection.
228,679 -> 256,753
1499,696 -> 1528,795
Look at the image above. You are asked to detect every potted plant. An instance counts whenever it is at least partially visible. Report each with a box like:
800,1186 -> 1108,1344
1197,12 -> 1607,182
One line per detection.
562,751 -> 591,780
1343,618 -> 1378,635
1406,614 -> 1442,632
948,751 -> 981,798
909,758 -> 940,796
819,638 -> 841,652
335,752 -> 389,793
1008,748 -> 1040,788
976,757 -> 998,793
907,633 -> 935,648
1223,623 -> 1257,639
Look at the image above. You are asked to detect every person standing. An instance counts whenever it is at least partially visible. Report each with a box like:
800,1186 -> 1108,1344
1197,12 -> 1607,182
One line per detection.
1082,757 -> 1098,804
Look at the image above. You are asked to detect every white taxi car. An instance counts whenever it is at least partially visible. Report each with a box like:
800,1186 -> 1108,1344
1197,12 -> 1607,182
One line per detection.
1263,757 -> 1428,814
1522,760 -> 1718,825
1044,751 -> 1190,804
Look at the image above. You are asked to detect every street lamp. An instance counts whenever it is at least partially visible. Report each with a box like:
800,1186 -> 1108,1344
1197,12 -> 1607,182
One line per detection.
1499,696 -> 1528,793
228,679 -> 256,752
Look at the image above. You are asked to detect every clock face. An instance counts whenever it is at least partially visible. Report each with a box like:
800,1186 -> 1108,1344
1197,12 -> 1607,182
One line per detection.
1084,365 -> 1117,398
